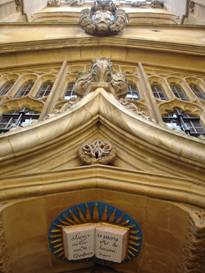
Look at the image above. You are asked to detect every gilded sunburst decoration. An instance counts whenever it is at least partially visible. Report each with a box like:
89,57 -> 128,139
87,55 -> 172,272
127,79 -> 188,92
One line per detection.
48,201 -> 143,263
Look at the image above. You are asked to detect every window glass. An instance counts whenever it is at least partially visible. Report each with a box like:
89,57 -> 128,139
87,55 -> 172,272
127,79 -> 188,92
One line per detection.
36,80 -> 53,98
170,82 -> 188,101
15,80 -> 34,98
0,80 -> 15,96
151,82 -> 167,100
126,83 -> 139,100
0,108 -> 40,134
64,82 -> 77,100
189,83 -> 205,100
163,108 -> 205,137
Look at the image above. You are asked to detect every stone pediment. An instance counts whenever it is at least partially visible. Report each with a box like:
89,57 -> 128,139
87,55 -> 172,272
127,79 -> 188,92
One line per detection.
0,88 -> 205,182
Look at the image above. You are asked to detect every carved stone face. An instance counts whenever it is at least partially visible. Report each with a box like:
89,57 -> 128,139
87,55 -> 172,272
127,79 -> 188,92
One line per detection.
92,10 -> 114,32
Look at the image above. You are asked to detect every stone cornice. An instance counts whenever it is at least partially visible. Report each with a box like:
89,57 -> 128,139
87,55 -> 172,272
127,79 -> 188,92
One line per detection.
0,37 -> 204,56
0,165 -> 205,208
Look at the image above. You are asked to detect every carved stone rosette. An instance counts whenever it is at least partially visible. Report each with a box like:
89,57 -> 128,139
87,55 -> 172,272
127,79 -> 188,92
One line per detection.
80,0 -> 128,36
73,58 -> 128,97
78,140 -> 116,165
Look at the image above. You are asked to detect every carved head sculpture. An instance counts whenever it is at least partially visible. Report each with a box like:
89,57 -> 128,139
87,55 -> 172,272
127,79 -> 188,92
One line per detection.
80,0 -> 128,36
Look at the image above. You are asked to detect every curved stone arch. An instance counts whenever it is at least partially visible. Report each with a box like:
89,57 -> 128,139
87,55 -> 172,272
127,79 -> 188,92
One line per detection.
148,75 -> 171,101
166,76 -> 192,101
159,99 -> 203,117
0,97 -> 44,115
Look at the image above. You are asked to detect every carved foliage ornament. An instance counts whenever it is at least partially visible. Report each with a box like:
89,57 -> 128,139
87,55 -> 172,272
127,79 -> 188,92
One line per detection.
79,140 -> 116,165
80,0 -> 128,36
73,58 -> 128,97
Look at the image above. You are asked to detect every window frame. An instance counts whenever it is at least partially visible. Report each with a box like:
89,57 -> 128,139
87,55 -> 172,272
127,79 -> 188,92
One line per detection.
36,80 -> 53,98
163,108 -> 205,137
15,80 -> 35,98
0,108 -> 40,133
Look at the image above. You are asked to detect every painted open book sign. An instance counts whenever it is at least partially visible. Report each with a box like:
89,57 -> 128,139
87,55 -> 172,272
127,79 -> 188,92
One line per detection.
63,223 -> 129,263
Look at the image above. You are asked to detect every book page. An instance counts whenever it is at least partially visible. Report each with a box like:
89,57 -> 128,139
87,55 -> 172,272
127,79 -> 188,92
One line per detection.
63,224 -> 95,260
95,223 -> 129,263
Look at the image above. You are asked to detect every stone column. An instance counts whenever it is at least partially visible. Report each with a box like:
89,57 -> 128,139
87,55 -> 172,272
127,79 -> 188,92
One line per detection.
138,63 -> 163,124
39,60 -> 67,120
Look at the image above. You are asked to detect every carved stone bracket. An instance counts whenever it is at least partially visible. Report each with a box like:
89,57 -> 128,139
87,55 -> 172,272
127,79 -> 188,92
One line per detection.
80,0 -> 128,36
78,139 -> 116,165
73,58 -> 128,97
178,207 -> 205,273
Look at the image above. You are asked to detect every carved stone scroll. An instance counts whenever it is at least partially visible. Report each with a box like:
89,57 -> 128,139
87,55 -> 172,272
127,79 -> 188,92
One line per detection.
78,139 -> 116,165
80,0 -> 128,36
73,58 -> 128,97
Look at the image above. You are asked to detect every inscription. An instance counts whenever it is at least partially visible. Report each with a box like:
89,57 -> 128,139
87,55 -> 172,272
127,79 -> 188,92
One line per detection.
96,224 -> 128,263
63,223 -> 129,263
63,224 -> 95,260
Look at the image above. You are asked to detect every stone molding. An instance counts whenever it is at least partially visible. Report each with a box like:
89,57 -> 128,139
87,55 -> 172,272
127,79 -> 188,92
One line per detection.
0,89 -> 205,174
0,34 -> 204,56
0,166 -> 205,209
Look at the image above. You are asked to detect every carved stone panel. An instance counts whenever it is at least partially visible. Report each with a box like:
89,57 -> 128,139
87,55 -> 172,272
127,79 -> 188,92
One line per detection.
80,0 -> 128,36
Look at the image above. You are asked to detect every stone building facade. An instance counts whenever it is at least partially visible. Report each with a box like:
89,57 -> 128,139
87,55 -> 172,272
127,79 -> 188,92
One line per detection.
0,1 -> 205,273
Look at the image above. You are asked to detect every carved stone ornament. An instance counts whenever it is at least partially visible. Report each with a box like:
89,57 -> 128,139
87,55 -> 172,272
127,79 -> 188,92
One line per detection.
150,0 -> 164,8
73,58 -> 128,97
119,98 -> 154,121
80,0 -> 128,36
131,0 -> 164,8
47,0 -> 61,7
78,139 -> 116,165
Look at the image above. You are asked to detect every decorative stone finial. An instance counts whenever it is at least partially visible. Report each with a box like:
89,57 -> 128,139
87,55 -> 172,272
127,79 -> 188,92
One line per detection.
73,58 -> 128,97
78,139 -> 116,165
80,0 -> 128,36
